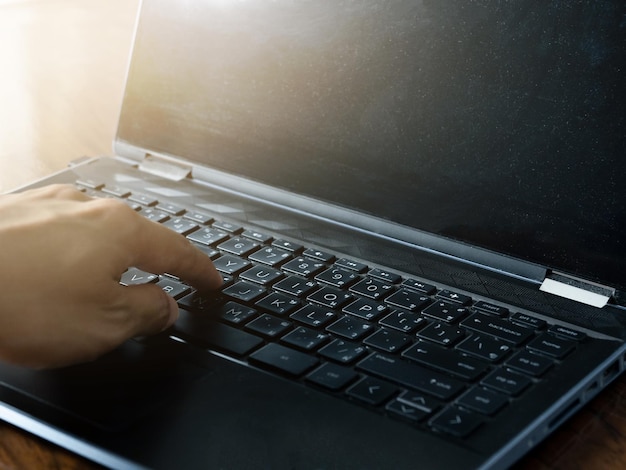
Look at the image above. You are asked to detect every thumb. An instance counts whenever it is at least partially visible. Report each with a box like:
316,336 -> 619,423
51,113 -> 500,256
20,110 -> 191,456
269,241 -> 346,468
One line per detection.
118,284 -> 180,338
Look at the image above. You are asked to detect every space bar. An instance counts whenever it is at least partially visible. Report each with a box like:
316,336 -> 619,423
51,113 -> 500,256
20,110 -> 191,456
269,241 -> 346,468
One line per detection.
173,310 -> 264,357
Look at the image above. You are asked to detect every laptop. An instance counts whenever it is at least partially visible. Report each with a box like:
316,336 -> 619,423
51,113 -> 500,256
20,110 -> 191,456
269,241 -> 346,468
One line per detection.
1,0 -> 625,468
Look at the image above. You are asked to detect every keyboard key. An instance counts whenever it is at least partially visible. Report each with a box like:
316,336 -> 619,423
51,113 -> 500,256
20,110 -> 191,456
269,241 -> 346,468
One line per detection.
302,248 -> 335,263
308,286 -> 353,310
256,292 -> 300,316
281,327 -> 330,351
379,310 -> 427,334
527,333 -> 576,359
357,353 -> 465,400
282,257 -> 326,278
184,211 -> 213,225
457,387 -> 508,416
349,278 -> 394,300
290,304 -> 337,328
306,362 -> 358,391
173,311 -> 263,357
219,301 -> 258,325
242,229 -> 272,244
402,341 -> 488,381
461,313 -> 534,346
156,202 -> 186,215
140,208 -> 169,223
240,265 -> 283,286
274,276 -> 318,298
417,322 -> 465,347
187,227 -> 229,246
101,185 -> 131,198
548,324 -> 587,341
217,237 -> 260,256
510,312 -> 546,329
335,258 -> 368,273
397,390 -> 442,414
213,255 -> 251,275
272,239 -> 303,253
401,279 -> 437,295
124,200 -> 143,211
481,368 -> 531,396
473,301 -> 509,317
385,288 -> 431,312
162,217 -> 199,235
437,289 -> 472,305
248,246 -> 292,267
422,301 -> 469,323
156,278 -> 191,300
250,343 -> 319,377
363,329 -> 411,353
343,298 -> 388,321
346,376 -> 398,406
326,316 -> 375,341
178,290 -> 222,312
128,193 -> 158,206
223,280 -> 266,302
76,178 -> 104,190
315,267 -> 359,288
386,399 -> 428,423
212,220 -> 242,233
319,339 -> 367,364
430,407 -> 483,438
120,268 -> 158,286
505,350 -> 553,377
368,268 -> 401,284
245,314 -> 292,338
456,334 -> 512,362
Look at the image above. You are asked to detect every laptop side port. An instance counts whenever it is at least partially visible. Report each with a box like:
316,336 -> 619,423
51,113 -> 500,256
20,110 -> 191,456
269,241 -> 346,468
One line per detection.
584,380 -> 600,399
547,398 -> 583,431
601,358 -> 622,386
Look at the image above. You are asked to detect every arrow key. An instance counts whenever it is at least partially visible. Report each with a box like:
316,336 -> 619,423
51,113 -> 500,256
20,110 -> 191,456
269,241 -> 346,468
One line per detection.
346,376 -> 398,406
430,406 -> 483,438
397,390 -> 442,414
386,399 -> 428,423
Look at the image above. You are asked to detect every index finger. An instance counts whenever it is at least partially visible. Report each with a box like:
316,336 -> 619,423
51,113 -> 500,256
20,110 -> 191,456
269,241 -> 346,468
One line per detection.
109,202 -> 223,291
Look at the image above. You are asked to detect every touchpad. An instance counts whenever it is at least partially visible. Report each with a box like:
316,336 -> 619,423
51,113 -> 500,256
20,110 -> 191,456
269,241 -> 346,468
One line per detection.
0,337 -> 211,431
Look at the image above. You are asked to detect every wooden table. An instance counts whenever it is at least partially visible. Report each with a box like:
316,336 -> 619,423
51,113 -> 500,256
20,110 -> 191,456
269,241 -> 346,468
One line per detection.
1,0 -> 625,468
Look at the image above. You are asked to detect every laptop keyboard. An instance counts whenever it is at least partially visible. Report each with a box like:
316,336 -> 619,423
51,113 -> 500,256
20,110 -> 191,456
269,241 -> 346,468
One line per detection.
80,180 -> 590,439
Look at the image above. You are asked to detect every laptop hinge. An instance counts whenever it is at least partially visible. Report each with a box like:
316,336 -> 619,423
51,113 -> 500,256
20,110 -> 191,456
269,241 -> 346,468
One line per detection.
540,272 -> 614,308
138,154 -> 192,181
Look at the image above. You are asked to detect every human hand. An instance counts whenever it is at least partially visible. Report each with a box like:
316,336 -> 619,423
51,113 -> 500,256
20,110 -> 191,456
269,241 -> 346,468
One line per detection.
0,184 -> 222,368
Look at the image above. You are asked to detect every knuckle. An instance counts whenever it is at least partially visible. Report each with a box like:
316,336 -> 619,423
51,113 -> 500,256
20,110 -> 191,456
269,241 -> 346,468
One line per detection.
89,196 -> 128,211
86,197 -> 136,222
38,183 -> 82,199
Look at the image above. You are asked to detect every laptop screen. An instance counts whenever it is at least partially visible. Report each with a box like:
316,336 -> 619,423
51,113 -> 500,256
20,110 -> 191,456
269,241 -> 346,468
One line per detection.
116,0 -> 625,292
